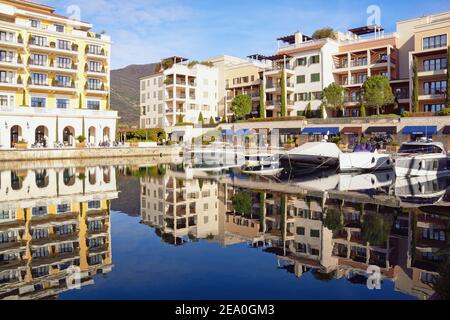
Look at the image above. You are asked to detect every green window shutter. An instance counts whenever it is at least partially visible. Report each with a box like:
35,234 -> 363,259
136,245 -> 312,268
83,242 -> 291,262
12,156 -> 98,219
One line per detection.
297,75 -> 305,84
311,73 -> 320,82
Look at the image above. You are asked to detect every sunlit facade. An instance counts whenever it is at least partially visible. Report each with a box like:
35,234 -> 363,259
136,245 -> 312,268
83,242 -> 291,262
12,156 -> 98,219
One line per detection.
0,0 -> 117,149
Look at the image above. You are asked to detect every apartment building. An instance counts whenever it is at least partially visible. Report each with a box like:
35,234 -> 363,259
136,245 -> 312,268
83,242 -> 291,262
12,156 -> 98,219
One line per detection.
140,166 -> 220,242
0,165 -> 116,299
261,34 -> 340,117
254,11 -> 448,119
332,27 -> 400,116
140,56 -> 219,130
0,0 -> 117,149
208,55 -> 270,121
397,12 -> 449,114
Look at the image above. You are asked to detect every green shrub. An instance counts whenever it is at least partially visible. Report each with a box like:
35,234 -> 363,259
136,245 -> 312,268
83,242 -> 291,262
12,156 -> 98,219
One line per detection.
438,108 -> 450,116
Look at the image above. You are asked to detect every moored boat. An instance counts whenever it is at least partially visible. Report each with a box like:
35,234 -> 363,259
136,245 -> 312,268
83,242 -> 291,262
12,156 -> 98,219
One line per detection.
339,143 -> 393,173
279,142 -> 341,171
393,139 -> 449,177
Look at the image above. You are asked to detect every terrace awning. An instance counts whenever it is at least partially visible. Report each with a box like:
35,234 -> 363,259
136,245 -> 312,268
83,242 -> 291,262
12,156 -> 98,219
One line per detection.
365,126 -> 397,134
402,126 -> 437,135
341,127 -> 363,135
279,128 -> 301,135
442,126 -> 450,134
302,127 -> 339,135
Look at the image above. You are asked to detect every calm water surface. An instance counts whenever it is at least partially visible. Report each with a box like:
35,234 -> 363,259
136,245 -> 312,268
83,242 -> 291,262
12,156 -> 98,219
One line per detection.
1,163 -> 449,300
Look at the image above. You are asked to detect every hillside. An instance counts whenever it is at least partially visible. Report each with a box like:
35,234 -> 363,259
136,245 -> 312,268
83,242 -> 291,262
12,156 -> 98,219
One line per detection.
110,63 -> 157,127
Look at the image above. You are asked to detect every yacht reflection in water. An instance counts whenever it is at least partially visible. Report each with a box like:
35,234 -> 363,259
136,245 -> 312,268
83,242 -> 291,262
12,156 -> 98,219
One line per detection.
140,164 -> 450,300
0,166 -> 117,299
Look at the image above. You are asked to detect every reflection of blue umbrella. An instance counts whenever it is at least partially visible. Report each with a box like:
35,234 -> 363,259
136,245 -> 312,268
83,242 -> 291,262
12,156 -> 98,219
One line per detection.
235,129 -> 252,136
221,129 -> 234,136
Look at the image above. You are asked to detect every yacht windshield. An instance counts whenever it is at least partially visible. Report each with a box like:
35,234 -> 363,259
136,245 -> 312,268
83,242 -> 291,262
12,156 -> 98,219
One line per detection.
399,144 -> 443,154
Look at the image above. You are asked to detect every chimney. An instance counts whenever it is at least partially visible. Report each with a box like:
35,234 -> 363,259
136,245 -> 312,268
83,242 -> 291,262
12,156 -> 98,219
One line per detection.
295,31 -> 304,45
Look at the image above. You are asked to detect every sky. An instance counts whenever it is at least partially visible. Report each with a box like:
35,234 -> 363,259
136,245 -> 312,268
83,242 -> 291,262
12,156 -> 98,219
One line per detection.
41,0 -> 450,70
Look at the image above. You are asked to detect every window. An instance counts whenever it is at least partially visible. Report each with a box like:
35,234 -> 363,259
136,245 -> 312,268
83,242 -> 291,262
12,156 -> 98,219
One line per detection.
57,99 -> 70,109
31,53 -> 47,66
297,75 -> 305,84
0,31 -> 15,42
0,70 -> 14,83
424,104 -> 445,113
32,206 -> 47,216
311,91 -> 322,100
311,73 -> 320,82
310,229 -> 320,238
423,80 -> 447,95
31,97 -> 46,108
88,61 -> 102,72
0,50 -> 14,62
30,19 -> 41,28
423,58 -> 447,71
310,55 -> 320,64
87,100 -> 100,110
87,44 -> 101,55
88,78 -> 102,90
31,73 -> 47,85
57,203 -> 70,213
57,57 -> 71,69
423,34 -> 447,49
242,76 -> 249,83
296,227 -> 305,235
0,94 -> 14,107
296,57 -> 307,66
57,40 -> 70,50
55,24 -> 65,32
296,93 -> 308,101
88,200 -> 101,209
55,75 -> 71,87
30,35 -> 47,46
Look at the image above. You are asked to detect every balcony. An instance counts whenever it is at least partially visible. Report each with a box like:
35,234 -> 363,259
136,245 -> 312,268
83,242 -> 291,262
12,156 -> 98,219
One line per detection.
49,80 -> 77,93
0,105 -> 118,118
86,68 -> 108,78
51,63 -> 78,74
85,83 -> 108,95
0,58 -> 24,69
265,100 -> 295,110
0,37 -> 24,49
350,59 -> 368,68
28,42 -> 79,56
85,49 -> 108,60
0,76 -> 22,89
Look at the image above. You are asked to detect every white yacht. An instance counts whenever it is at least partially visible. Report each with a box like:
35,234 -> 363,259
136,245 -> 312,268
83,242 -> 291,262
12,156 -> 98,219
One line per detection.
394,139 -> 449,177
183,146 -> 245,172
242,154 -> 283,176
339,144 -> 393,172
279,142 -> 341,171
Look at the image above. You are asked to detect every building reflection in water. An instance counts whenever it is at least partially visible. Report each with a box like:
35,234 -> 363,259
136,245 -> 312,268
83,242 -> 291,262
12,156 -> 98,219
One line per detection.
140,164 -> 450,300
0,166 -> 118,299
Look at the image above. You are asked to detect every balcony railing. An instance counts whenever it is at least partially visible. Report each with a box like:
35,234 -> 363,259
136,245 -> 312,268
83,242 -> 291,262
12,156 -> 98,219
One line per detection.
350,59 -> 368,67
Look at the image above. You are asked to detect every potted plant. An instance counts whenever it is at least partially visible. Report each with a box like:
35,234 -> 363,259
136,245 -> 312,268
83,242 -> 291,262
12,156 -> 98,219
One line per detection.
76,135 -> 86,148
128,138 -> 139,148
15,139 -> 28,149
386,141 -> 400,153
283,137 -> 296,149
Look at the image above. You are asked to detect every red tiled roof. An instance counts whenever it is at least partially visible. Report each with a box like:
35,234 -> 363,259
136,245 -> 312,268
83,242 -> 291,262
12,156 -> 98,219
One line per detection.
279,43 -> 325,55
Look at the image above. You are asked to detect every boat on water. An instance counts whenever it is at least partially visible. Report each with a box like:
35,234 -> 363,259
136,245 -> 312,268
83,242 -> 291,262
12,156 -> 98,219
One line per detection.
339,143 -> 393,173
242,154 -> 283,176
279,142 -> 341,171
183,146 -> 245,172
395,173 -> 450,206
393,139 -> 449,177
244,153 -> 276,167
